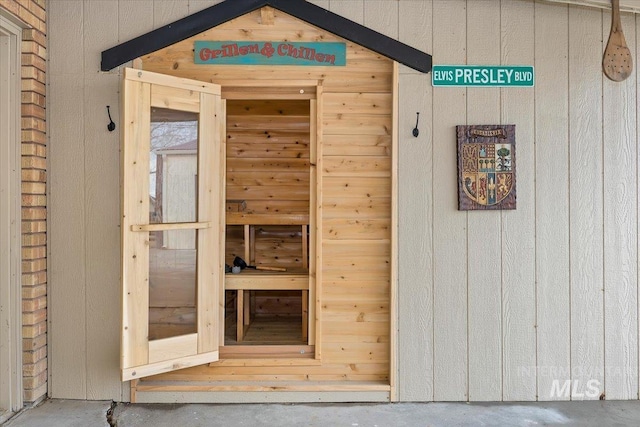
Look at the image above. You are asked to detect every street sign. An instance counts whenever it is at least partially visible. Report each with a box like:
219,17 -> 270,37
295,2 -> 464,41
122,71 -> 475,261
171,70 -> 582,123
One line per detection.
432,65 -> 534,87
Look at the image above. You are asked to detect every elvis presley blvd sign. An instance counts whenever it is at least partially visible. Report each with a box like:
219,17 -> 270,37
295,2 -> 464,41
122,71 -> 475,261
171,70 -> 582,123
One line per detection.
195,41 -> 347,66
432,65 -> 534,87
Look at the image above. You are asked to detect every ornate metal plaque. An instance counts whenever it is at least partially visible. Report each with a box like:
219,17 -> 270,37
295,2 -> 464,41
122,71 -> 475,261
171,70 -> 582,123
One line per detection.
457,124 -> 516,210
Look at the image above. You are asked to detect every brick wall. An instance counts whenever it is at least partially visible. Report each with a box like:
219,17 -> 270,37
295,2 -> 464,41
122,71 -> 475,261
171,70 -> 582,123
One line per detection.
0,0 -> 47,404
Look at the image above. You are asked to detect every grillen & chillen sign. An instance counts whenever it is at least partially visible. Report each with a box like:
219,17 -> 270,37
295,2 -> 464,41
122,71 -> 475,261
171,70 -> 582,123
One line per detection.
195,41 -> 347,66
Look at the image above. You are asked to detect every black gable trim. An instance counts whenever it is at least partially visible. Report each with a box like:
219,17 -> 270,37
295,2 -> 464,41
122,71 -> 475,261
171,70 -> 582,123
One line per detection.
100,0 -> 431,73
101,0 -> 266,72
270,0 -> 430,73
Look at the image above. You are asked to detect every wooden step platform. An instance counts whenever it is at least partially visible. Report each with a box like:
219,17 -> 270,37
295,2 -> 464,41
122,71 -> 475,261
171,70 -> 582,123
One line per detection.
130,379 -> 391,403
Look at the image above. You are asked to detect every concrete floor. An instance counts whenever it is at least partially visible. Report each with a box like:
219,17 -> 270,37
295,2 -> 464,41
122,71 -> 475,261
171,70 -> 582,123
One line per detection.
4,399 -> 640,426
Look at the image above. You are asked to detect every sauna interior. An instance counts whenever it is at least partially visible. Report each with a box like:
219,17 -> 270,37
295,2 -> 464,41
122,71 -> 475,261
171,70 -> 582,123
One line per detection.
148,97 -> 312,347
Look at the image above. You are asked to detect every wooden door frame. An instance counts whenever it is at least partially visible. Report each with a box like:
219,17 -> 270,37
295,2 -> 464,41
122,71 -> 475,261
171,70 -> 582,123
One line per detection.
0,11 -> 24,419
390,62 -> 399,401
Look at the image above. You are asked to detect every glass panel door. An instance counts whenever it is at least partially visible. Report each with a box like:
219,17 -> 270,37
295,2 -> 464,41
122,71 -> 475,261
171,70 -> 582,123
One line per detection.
121,68 -> 224,380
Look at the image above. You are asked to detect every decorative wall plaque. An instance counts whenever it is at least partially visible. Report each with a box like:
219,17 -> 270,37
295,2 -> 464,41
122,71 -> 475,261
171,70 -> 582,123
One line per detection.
195,41 -> 346,66
457,124 -> 516,210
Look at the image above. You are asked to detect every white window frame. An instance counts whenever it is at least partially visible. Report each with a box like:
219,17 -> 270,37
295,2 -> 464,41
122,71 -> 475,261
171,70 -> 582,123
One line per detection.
0,11 -> 24,419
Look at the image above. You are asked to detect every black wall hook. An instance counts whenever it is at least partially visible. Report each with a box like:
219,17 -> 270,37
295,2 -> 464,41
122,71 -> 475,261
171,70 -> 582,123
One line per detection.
412,112 -> 420,137
106,106 -> 116,132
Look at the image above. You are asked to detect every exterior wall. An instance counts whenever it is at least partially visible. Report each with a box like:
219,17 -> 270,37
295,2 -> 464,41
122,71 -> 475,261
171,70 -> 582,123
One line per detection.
47,0 -> 640,403
0,0 -> 47,404
397,0 -> 638,402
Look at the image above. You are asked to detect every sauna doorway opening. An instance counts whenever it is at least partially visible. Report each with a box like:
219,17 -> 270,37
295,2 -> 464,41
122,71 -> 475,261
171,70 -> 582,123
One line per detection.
221,81 -> 318,357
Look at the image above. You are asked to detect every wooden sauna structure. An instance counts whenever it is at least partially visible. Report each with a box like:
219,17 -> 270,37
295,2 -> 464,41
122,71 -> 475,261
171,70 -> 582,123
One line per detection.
111,0 -> 430,402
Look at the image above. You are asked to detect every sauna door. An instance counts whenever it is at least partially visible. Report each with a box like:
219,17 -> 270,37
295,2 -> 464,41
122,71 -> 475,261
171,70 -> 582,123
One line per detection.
120,68 -> 225,380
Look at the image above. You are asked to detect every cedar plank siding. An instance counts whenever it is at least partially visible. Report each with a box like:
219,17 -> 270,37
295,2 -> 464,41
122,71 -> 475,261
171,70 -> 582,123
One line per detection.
137,8 -> 393,390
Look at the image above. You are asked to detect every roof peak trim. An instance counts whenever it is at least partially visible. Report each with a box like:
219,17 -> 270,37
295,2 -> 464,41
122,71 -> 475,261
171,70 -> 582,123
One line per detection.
101,0 -> 431,73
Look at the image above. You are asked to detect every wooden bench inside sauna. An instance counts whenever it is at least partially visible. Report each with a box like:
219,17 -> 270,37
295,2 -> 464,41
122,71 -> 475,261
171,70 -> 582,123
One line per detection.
148,98 -> 312,347
224,212 -> 309,345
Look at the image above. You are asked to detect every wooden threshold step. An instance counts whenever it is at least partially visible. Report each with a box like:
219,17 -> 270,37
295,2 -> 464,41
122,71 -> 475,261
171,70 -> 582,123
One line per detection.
134,380 -> 391,393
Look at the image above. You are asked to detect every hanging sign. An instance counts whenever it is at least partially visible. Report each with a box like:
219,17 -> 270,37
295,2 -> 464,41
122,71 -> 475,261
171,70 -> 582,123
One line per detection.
457,125 -> 516,210
432,65 -> 534,87
195,41 -> 346,66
